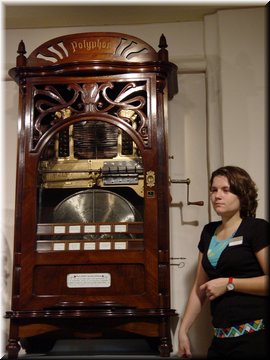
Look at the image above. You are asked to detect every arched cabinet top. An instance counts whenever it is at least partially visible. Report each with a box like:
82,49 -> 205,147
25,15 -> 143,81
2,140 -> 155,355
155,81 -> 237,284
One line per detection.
9,32 -> 178,99
26,32 -> 159,65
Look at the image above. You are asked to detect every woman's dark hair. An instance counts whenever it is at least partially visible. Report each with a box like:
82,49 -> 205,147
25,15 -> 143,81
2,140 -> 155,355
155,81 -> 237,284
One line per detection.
210,166 -> 258,218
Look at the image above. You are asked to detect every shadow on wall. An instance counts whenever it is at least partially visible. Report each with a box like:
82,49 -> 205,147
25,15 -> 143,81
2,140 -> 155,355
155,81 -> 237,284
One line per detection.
170,201 -> 199,227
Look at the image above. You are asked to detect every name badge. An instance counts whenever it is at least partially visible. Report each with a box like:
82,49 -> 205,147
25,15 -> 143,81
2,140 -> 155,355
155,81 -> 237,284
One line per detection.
229,236 -> 243,246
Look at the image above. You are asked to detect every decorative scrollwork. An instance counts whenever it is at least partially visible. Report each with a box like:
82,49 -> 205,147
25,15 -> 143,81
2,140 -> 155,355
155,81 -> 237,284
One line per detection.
33,80 -> 149,148
36,41 -> 69,64
115,38 -> 148,60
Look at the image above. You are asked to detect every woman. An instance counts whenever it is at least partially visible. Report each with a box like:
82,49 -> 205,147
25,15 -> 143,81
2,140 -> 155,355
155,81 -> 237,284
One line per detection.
178,166 -> 269,358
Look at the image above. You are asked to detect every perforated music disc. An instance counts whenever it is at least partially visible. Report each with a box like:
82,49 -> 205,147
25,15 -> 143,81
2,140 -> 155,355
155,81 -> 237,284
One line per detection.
53,189 -> 142,239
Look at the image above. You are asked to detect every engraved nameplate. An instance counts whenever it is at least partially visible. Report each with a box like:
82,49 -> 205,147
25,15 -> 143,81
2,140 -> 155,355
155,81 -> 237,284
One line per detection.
70,39 -> 112,53
67,273 -> 111,288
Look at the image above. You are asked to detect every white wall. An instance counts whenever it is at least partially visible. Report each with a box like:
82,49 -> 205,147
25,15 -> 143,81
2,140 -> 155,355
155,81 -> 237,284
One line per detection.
169,73 -> 211,356
218,8 -> 267,217
204,7 -> 267,220
4,21 -> 204,76
1,6 -> 267,357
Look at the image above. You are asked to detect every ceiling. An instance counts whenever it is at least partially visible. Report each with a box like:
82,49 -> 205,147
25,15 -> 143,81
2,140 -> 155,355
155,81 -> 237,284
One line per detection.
4,3 -> 265,29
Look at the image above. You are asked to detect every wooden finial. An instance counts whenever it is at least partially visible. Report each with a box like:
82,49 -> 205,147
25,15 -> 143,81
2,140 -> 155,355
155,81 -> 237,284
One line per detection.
159,34 -> 168,49
158,34 -> 168,62
16,40 -> 27,67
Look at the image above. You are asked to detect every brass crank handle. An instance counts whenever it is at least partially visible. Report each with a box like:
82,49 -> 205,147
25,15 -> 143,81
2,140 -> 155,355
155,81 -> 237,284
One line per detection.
169,177 -> 204,206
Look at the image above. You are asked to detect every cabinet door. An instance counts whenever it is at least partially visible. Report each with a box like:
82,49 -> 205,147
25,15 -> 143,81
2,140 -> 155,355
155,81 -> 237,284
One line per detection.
12,73 -> 168,310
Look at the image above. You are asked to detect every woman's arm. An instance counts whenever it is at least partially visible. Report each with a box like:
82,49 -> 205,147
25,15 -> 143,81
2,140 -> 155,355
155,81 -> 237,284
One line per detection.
233,245 -> 269,295
200,246 -> 269,300
178,252 -> 209,358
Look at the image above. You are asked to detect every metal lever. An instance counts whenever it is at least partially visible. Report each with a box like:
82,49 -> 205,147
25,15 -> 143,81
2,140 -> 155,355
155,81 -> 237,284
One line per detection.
170,257 -> 186,268
169,178 -> 204,206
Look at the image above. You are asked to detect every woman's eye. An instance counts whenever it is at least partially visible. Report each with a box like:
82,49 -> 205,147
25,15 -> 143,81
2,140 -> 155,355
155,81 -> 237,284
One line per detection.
210,187 -> 230,193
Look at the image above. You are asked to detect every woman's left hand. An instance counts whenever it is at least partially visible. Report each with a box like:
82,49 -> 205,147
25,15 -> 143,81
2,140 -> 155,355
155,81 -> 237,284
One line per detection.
199,278 -> 228,300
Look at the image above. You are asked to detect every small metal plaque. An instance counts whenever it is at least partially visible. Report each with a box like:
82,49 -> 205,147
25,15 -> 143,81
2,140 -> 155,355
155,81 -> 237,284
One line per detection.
67,273 -> 111,288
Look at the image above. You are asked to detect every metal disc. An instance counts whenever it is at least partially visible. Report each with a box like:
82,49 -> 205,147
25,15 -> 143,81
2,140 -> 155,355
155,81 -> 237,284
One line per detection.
53,189 -> 142,239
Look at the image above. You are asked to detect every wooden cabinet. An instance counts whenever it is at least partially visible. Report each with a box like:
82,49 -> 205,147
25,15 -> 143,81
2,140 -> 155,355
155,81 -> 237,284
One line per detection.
5,32 -> 178,358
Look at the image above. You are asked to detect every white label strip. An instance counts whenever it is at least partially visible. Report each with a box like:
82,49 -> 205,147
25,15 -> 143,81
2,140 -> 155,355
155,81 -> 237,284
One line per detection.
69,225 -> 81,233
53,243 -> 65,251
99,225 -> 111,232
84,242 -> 96,250
114,224 -> 127,232
114,242 -> 127,250
36,242 -> 52,251
67,273 -> 111,288
68,242 -> 81,250
84,225 -> 96,233
54,225 -> 65,234
99,242 -> 111,250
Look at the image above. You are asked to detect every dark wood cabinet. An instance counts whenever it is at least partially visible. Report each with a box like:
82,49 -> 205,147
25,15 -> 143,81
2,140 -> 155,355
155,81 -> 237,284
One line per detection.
5,32 -> 178,358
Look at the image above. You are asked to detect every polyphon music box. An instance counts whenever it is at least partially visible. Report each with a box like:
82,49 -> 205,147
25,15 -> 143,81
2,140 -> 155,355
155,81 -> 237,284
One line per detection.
5,32 -> 178,358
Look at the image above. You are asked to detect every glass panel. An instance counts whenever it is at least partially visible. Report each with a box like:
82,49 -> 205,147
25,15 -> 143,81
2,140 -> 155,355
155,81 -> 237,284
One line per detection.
37,120 -> 144,252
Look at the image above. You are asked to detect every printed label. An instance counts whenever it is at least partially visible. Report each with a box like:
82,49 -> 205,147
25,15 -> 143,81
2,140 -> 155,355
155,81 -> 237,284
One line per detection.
67,273 -> 111,288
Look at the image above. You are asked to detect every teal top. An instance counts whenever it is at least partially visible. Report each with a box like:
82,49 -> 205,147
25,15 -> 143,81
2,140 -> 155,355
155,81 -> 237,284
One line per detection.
207,230 -> 237,268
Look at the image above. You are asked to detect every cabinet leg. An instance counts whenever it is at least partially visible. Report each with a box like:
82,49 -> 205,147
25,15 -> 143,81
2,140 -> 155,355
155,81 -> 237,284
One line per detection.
6,338 -> 20,359
158,317 -> 173,357
159,336 -> 172,357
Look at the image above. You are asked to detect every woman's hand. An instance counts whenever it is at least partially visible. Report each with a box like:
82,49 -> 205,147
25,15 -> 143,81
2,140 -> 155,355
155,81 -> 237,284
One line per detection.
199,278 -> 227,301
178,331 -> 192,358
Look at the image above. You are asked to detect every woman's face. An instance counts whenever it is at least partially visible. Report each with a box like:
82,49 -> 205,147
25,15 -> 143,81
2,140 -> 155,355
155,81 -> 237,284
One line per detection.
210,175 -> 241,217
